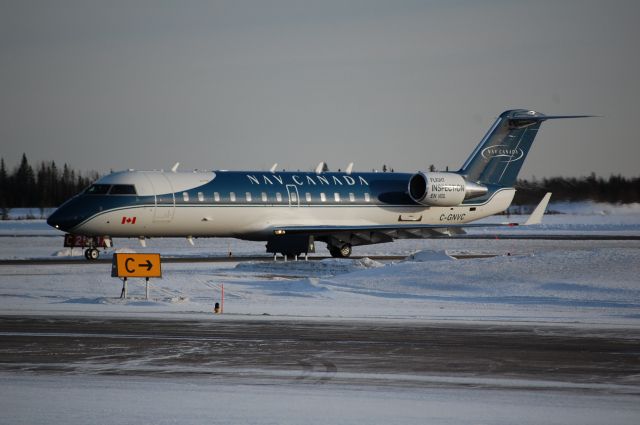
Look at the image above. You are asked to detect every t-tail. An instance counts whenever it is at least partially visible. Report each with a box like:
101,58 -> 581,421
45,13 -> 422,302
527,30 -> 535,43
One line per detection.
458,109 -> 591,187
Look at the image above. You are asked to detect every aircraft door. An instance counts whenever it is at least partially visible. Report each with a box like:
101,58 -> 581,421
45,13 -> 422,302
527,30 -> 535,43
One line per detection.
144,173 -> 175,222
286,185 -> 300,207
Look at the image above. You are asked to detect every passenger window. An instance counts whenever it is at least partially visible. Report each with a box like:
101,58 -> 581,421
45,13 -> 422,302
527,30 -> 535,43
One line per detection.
230,192 -> 236,202
85,184 -> 110,195
291,192 -> 298,203
183,192 -> 189,202
364,193 -> 371,202
276,192 -> 282,202
109,185 -> 137,195
334,193 -> 340,202
349,193 -> 355,202
246,192 -> 252,202
320,193 -> 326,202
261,192 -> 268,202
214,192 -> 220,202
198,192 -> 204,202
305,193 -> 311,202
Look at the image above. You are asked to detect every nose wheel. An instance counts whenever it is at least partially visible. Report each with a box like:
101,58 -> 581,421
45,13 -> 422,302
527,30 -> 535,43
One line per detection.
84,248 -> 100,260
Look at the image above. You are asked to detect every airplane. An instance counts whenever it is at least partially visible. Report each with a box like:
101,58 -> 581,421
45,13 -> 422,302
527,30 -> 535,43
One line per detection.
47,109 -> 589,260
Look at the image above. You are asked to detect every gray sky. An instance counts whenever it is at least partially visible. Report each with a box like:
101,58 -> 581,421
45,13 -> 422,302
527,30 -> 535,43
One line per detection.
1,0 -> 639,178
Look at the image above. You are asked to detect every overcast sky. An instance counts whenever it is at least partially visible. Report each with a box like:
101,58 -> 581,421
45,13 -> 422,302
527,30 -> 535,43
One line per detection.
1,0 -> 639,178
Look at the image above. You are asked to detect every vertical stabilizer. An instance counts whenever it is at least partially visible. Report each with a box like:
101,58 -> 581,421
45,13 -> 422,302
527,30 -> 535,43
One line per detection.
459,110 -> 590,187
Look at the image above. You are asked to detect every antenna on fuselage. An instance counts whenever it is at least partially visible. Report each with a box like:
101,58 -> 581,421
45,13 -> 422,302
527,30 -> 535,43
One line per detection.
315,162 -> 328,174
345,162 -> 354,175
269,163 -> 278,173
171,162 -> 180,173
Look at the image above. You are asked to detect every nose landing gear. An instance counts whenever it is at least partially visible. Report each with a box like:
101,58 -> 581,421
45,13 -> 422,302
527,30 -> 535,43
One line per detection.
84,248 -> 100,260
64,234 -> 107,260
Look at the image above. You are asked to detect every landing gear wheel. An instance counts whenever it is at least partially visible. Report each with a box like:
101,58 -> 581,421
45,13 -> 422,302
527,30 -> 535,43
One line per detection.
339,244 -> 352,258
85,248 -> 100,260
329,244 -> 352,258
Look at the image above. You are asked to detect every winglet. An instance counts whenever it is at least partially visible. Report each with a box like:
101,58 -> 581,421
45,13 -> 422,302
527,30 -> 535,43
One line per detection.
269,163 -> 278,173
171,162 -> 180,173
524,192 -> 552,225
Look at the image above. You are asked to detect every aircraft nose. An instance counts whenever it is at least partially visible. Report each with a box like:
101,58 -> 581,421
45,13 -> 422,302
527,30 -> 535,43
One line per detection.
47,208 -> 64,230
46,217 -> 56,228
47,206 -> 80,232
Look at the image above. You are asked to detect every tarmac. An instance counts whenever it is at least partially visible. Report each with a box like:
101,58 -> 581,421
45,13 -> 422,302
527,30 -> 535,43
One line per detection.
1,316 -> 639,392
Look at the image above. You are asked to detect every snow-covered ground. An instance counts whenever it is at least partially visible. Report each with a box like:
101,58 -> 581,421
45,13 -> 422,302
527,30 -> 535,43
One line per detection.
1,202 -> 639,325
2,373 -> 639,425
1,203 -> 639,424
2,244 -> 639,326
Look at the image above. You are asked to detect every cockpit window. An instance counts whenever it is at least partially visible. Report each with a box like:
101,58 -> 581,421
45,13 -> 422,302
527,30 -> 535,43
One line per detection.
85,184 -> 111,195
109,185 -> 137,195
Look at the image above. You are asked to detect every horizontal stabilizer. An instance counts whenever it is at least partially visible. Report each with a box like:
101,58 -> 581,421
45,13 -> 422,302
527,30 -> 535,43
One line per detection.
506,114 -> 595,122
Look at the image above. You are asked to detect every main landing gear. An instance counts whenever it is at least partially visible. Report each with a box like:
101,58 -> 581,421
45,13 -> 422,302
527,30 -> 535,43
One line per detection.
328,243 -> 352,258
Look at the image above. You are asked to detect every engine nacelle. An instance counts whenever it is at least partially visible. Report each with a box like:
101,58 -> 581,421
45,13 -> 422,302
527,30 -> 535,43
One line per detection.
408,172 -> 487,206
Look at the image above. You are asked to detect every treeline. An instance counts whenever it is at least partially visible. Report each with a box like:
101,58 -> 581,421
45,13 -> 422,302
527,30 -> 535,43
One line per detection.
513,174 -> 640,205
1,155 -> 639,213
0,154 -> 100,211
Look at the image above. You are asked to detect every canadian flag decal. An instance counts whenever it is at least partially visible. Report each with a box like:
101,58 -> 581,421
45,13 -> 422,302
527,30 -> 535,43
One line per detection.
121,216 -> 137,224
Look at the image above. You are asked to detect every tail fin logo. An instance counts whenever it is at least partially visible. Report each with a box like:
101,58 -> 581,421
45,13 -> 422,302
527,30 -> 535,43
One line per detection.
481,145 -> 524,163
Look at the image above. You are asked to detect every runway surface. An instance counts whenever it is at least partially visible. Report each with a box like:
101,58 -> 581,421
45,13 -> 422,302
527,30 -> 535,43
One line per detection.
1,316 -> 639,392
1,254 -> 500,265
2,232 -> 638,265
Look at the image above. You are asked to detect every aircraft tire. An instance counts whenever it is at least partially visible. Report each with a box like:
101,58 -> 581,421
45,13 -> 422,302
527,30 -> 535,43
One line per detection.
329,244 -> 352,258
339,244 -> 352,258
88,248 -> 100,260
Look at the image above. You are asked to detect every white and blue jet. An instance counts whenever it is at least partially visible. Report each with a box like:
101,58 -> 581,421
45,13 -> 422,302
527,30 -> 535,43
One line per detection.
47,109 -> 588,259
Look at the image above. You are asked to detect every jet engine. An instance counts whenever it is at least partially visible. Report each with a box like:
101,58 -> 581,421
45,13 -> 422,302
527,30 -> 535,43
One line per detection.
408,172 -> 487,207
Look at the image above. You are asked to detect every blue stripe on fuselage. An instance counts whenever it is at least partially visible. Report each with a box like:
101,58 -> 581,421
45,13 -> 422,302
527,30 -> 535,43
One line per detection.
195,171 -> 413,205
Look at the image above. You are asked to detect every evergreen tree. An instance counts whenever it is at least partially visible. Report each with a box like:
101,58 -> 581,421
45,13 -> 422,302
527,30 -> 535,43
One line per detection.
0,158 -> 9,218
0,158 -> 7,207
13,154 -> 36,208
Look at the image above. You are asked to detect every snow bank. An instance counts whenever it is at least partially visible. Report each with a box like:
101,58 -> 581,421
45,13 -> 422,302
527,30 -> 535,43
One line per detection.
234,257 -> 383,277
405,250 -> 455,262
550,201 -> 640,216
2,208 -> 55,220
52,248 -> 84,257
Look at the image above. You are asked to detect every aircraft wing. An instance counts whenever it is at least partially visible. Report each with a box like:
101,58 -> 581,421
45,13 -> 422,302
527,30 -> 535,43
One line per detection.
273,193 -> 552,244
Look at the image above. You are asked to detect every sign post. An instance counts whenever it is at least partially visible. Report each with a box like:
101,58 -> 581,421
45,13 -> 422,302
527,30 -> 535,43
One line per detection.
111,253 -> 162,299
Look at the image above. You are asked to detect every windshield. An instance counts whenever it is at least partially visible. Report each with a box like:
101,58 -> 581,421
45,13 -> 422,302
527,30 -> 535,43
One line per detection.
85,184 -> 110,195
109,185 -> 137,195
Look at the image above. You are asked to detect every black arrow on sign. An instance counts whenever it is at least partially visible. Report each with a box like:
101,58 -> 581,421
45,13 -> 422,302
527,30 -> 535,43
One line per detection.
138,260 -> 153,271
